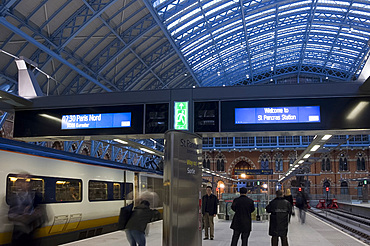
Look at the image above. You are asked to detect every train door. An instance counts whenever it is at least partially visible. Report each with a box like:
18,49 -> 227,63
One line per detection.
134,173 -> 139,205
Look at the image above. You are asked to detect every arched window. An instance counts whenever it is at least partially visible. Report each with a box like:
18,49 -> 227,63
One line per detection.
275,153 -> 283,172
203,159 -> 207,168
340,181 -> 349,195
288,152 -> 296,168
357,153 -> 366,171
206,159 -> 211,169
217,159 -> 221,171
260,153 -> 270,169
321,155 -> 331,171
339,154 -> 348,171
326,158 -> 331,171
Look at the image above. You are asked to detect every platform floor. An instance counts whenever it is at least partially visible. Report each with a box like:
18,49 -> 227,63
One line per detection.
62,211 -> 368,246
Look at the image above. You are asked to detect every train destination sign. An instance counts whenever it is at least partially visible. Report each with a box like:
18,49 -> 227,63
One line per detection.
62,112 -> 131,130
235,106 -> 320,124
234,169 -> 273,175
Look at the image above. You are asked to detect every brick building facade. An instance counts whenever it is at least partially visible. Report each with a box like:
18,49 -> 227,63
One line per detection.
202,149 -> 369,200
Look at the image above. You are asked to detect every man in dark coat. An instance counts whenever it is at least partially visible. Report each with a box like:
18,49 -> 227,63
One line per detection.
266,190 -> 292,246
230,187 -> 255,246
202,186 -> 218,240
295,190 -> 307,224
125,200 -> 160,246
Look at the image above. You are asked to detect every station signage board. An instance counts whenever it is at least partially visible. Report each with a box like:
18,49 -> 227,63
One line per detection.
234,169 -> 273,175
62,112 -> 131,130
235,106 -> 320,124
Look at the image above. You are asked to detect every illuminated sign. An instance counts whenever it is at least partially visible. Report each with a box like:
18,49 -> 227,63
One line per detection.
174,101 -> 188,130
62,112 -> 131,130
234,169 -> 273,175
235,106 -> 320,124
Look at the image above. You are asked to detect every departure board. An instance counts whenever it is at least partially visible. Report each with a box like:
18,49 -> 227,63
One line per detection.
62,112 -> 131,130
235,106 -> 320,124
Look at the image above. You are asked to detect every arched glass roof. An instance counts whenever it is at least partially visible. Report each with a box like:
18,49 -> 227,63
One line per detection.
0,0 -> 369,96
152,0 -> 370,86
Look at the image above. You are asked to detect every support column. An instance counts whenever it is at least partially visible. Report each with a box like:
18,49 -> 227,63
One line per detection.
163,130 -> 202,246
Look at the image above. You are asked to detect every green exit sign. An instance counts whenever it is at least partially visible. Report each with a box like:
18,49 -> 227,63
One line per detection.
174,101 -> 188,130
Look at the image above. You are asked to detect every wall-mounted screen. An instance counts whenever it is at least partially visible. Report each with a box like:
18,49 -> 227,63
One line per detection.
235,106 -> 320,124
14,104 -> 144,138
62,112 -> 131,130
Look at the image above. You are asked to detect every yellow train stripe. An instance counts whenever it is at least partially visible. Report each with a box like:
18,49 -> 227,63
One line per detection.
0,216 -> 119,245
1,208 -> 163,245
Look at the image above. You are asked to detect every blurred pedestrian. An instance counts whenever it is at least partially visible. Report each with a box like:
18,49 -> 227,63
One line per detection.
266,190 -> 292,246
284,189 -> 294,218
230,187 -> 255,246
7,173 -> 47,246
125,200 -> 160,246
295,190 -> 307,224
202,186 -> 218,240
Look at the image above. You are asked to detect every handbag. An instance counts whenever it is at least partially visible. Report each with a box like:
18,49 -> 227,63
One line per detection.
118,203 -> 134,230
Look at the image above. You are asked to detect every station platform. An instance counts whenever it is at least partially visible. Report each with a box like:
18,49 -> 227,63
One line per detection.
62,211 -> 367,246
338,201 -> 370,218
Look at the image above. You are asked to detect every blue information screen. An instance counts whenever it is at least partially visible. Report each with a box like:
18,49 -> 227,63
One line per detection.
62,112 -> 131,130
235,106 -> 320,124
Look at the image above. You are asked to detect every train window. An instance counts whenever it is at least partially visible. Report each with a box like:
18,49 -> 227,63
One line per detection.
113,183 -> 121,199
6,174 -> 45,203
125,183 -> 134,200
89,181 -> 108,201
55,179 -> 82,202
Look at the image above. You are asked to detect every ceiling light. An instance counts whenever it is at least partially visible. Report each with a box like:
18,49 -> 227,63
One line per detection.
40,114 -> 61,123
140,147 -> 155,154
294,164 -> 299,167
310,145 -> 321,152
303,154 -> 310,159
322,135 -> 332,140
347,101 -> 369,120
298,160 -> 304,164
114,139 -> 128,145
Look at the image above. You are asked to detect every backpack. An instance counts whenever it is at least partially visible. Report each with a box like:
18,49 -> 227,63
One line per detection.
118,203 -> 134,230
295,195 -> 303,206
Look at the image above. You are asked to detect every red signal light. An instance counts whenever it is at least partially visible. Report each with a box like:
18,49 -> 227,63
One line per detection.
298,187 -> 302,192
326,187 -> 329,192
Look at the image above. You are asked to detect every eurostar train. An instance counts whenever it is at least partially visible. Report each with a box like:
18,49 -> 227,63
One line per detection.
0,138 -> 163,246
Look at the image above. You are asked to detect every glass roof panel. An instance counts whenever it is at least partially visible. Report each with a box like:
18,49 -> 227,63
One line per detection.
153,0 -> 370,86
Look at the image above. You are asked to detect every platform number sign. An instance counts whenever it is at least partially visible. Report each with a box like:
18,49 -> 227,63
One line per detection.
174,101 -> 188,130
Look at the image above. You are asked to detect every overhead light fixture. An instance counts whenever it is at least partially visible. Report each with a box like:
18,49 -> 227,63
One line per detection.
347,101 -> 369,120
310,145 -> 321,152
140,147 -> 155,154
322,135 -> 332,140
114,139 -> 128,145
294,164 -> 299,167
303,154 -> 310,159
298,160 -> 304,164
40,114 -> 61,123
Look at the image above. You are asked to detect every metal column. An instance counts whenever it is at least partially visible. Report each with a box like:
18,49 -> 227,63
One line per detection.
163,130 -> 202,246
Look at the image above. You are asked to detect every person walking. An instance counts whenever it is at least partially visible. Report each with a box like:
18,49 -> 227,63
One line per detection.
125,200 -> 160,246
202,186 -> 218,240
266,190 -> 292,246
8,173 -> 47,246
230,187 -> 255,246
295,190 -> 307,224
